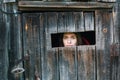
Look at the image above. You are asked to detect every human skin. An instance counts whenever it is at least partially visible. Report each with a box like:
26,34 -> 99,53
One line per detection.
63,33 -> 77,47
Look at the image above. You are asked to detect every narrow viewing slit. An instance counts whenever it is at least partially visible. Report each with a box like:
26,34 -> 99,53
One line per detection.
51,31 -> 95,48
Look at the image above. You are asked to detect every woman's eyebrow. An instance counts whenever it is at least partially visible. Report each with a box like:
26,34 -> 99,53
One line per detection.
63,36 -> 68,38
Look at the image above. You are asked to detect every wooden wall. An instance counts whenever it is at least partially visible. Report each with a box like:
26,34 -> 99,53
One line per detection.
0,1 -> 120,80
20,10 -> 112,80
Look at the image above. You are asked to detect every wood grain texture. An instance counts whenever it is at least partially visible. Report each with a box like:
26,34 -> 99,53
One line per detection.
77,46 -> 96,80
95,10 -> 112,80
18,1 -> 114,11
5,8 -> 117,80
59,47 -> 77,80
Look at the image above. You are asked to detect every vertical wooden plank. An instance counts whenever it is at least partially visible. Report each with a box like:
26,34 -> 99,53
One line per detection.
66,12 -> 76,32
22,14 -> 30,80
45,49 -> 59,80
110,6 -> 117,80
95,10 -> 112,80
8,12 -> 23,80
24,14 -> 34,80
42,12 -> 59,80
73,12 -> 84,32
23,13 -> 41,80
0,2 -> 8,79
0,21 -> 8,80
45,12 -> 58,49
39,13 -> 46,80
57,12 -> 76,33
116,3 -> 120,80
32,14 -> 41,80
57,12 -> 66,33
110,3 -> 120,80
59,47 -> 77,80
77,46 -> 96,80
84,11 -> 94,31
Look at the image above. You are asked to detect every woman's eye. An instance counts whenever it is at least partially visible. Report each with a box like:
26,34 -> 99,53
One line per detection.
63,36 -> 68,39
71,36 -> 76,39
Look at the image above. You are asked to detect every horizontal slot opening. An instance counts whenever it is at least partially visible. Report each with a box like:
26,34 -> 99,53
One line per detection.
51,31 -> 95,48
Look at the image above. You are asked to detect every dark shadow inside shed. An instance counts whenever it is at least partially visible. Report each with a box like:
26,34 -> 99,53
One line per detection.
51,31 -> 95,48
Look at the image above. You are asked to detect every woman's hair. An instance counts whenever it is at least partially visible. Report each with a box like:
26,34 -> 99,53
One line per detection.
75,33 -> 82,45
59,32 -> 82,47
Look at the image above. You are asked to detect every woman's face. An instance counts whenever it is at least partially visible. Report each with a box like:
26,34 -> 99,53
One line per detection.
63,33 -> 77,47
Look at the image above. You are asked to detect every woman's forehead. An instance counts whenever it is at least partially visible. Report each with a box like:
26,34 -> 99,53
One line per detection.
63,33 -> 76,37
64,32 -> 75,35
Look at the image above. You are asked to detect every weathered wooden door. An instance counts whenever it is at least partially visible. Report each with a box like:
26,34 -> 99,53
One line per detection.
21,10 -> 113,80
